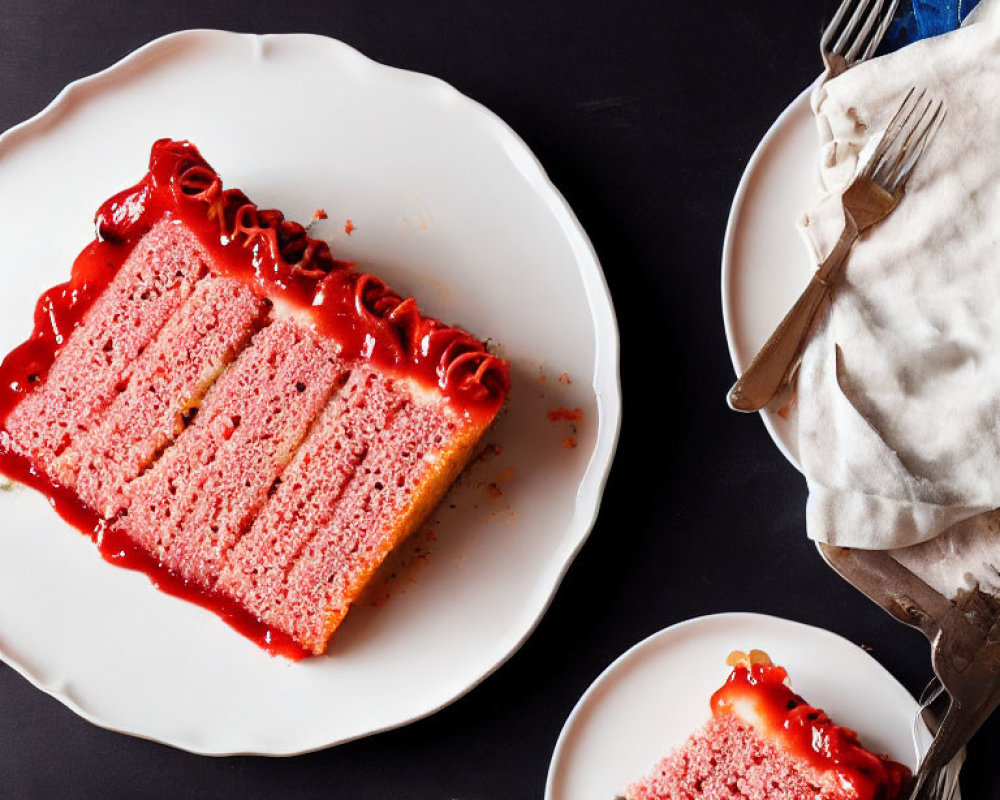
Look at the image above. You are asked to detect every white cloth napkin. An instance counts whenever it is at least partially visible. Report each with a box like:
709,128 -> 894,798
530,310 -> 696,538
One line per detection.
796,2 -> 1000,554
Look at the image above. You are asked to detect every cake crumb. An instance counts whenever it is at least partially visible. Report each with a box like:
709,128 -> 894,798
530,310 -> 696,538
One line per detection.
548,407 -> 583,422
344,219 -> 355,235
483,466 -> 516,501
557,372 -> 572,385
562,436 -> 577,449
312,208 -> 328,220
0,476 -> 13,492
472,442 -> 503,464
368,527 -> 436,607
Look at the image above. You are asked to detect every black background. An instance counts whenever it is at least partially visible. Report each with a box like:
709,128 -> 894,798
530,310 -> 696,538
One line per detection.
0,1 -> 997,798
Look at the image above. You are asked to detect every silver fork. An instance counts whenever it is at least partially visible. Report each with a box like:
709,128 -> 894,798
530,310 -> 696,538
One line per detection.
821,0 -> 901,76
728,87 -> 945,413
819,543 -> 1000,800
913,679 -> 963,800
726,0 -> 901,413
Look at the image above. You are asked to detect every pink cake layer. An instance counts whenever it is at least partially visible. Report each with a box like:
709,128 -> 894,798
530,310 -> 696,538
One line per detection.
272,399 -> 459,650
5,219 -> 209,473
625,714 -> 852,800
55,276 -> 269,517
215,366 -> 410,624
119,317 -> 347,587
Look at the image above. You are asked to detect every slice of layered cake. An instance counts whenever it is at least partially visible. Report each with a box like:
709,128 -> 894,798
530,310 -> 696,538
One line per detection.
0,139 -> 509,656
625,651 -> 912,800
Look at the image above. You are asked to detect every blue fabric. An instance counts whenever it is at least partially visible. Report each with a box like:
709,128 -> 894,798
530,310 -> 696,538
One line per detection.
887,0 -> 982,49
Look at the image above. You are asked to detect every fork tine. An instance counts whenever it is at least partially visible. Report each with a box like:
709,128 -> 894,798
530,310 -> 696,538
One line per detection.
860,0 -> 901,61
833,0 -> 872,56
872,92 -> 934,182
821,0 -> 897,75
865,87 -> 919,174
910,679 -> 961,800
917,676 -> 948,728
885,103 -> 945,193
874,97 -> 945,194
909,699 -> 967,800
821,0 -> 857,53
844,0 -> 889,63
911,761 -> 959,800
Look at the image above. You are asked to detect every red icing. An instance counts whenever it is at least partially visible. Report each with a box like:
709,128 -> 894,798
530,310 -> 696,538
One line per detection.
711,662 -> 911,800
0,138 -> 510,658
0,139 -> 508,425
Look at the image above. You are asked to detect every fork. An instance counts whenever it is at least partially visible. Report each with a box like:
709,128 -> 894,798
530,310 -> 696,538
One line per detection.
727,87 -> 945,413
821,0 -> 901,77
913,679 -> 963,800
819,542 -> 1000,800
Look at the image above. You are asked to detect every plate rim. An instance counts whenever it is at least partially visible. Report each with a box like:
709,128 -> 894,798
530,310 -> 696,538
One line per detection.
0,28 -> 623,756
719,82 -> 820,471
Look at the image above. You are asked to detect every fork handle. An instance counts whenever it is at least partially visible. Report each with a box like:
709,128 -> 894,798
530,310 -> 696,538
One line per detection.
727,275 -> 830,412
728,223 -> 857,413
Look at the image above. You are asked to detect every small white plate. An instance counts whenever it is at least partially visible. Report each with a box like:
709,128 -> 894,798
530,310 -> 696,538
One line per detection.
721,84 -> 823,469
546,613 -> 937,800
0,30 -> 621,755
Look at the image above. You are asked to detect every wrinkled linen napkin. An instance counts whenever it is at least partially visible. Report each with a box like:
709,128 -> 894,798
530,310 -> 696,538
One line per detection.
795,0 -> 1000,563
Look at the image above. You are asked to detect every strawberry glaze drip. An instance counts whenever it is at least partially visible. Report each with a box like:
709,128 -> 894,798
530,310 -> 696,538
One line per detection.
0,139 -> 510,658
0,441 -> 308,659
711,662 -> 912,800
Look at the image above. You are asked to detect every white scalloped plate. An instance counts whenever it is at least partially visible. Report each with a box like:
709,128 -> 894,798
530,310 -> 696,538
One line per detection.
0,30 -> 621,755
721,84 -> 821,468
546,613 -> 952,800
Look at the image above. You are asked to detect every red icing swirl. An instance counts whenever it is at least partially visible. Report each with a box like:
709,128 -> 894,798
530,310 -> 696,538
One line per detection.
711,661 -> 912,800
88,139 -> 509,418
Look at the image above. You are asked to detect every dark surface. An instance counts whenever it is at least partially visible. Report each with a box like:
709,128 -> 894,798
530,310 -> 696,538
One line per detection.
0,1 -> 996,798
